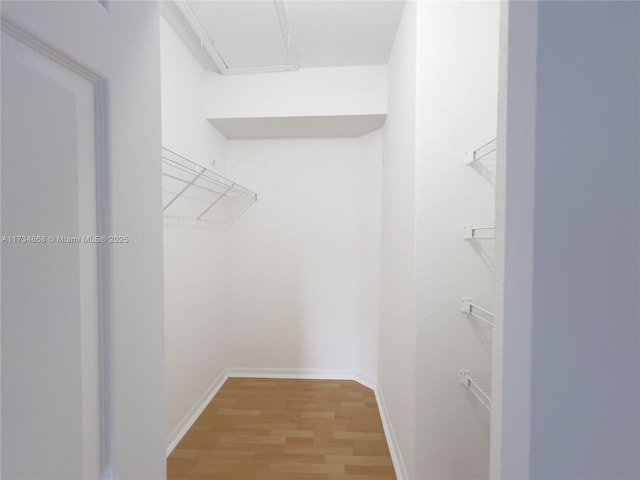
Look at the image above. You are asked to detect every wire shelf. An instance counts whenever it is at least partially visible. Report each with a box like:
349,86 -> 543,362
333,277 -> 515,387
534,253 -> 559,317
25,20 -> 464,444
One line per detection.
162,147 -> 257,225
459,369 -> 491,412
465,138 -> 497,165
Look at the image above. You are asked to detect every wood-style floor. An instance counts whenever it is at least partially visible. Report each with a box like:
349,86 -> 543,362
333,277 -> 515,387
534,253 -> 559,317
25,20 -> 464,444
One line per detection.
167,377 -> 396,480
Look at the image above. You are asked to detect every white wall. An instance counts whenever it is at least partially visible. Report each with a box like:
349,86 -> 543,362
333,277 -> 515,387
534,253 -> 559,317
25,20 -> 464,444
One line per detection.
224,137 -> 381,375
355,130 -> 383,383
161,16 -> 226,167
414,2 -> 499,479
205,65 -> 387,119
379,3 -> 417,478
496,2 -> 640,478
379,4 -> 500,478
160,15 -> 231,448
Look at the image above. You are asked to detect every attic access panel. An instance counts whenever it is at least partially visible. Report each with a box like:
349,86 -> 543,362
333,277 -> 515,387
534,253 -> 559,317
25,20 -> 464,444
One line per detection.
185,0 -> 296,72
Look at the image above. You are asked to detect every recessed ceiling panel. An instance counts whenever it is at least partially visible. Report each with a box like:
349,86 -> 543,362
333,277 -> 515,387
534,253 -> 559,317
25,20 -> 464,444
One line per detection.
288,1 -> 405,67
187,1 -> 290,69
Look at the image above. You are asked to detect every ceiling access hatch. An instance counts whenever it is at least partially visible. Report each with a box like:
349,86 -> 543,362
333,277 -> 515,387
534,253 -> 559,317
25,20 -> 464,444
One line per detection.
171,1 -> 405,75
176,0 -> 298,74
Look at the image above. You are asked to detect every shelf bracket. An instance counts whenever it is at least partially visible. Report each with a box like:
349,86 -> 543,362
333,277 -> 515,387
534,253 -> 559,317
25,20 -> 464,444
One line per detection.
459,369 -> 491,412
464,138 -> 497,165
459,369 -> 471,387
463,224 -> 495,240
460,297 -> 494,326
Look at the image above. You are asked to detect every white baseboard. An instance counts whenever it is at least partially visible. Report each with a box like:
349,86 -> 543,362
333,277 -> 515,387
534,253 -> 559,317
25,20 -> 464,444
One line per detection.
166,366 -> 408,480
353,370 -> 378,391
226,366 -> 355,381
374,384 -> 408,480
165,368 -> 229,456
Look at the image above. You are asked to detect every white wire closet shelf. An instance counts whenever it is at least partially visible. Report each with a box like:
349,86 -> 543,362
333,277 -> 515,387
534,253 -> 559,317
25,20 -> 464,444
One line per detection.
460,297 -> 494,327
465,138 -> 497,165
162,147 -> 258,225
459,369 -> 491,412
463,224 -> 495,240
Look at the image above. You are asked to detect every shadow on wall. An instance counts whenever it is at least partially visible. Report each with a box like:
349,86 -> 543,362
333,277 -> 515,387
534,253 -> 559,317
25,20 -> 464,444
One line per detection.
467,311 -> 493,358
469,158 -> 496,187
467,238 -> 496,274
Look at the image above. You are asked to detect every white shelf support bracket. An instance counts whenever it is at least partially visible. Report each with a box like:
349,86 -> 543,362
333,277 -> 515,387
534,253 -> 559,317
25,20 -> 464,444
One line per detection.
462,225 -> 474,240
464,138 -> 497,165
462,224 -> 495,240
459,369 -> 471,387
464,150 -> 475,166
460,297 -> 472,314
460,297 -> 494,327
459,369 -> 491,412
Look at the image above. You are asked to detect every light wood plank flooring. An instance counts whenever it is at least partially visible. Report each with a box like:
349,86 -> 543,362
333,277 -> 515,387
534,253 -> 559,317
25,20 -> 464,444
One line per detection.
167,378 -> 396,480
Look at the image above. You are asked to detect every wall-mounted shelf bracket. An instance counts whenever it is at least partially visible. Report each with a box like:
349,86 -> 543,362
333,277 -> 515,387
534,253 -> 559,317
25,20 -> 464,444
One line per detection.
462,224 -> 495,240
460,297 -> 494,326
459,369 -> 491,412
465,138 -> 497,165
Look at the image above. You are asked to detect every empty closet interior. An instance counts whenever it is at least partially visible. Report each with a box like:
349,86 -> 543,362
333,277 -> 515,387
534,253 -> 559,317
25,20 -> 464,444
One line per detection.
160,2 -> 499,478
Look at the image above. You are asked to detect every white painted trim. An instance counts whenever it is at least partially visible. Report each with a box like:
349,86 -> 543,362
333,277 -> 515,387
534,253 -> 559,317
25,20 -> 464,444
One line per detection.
226,367 -> 355,381
274,0 -> 299,70
173,0 -> 228,73
353,370 -> 378,391
165,368 -> 229,456
374,385 -> 409,480
491,2 -> 538,478
165,367 -> 408,480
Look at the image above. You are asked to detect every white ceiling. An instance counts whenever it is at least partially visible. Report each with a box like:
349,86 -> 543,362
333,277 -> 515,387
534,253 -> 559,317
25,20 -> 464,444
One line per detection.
288,1 -> 405,68
183,0 -> 405,73
187,1 -> 292,70
209,114 -> 387,139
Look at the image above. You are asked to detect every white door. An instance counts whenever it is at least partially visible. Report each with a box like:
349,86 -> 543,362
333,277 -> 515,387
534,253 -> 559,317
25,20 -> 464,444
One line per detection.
1,26 -> 103,479
1,3 -> 166,479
